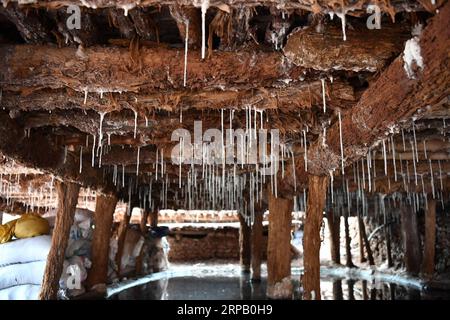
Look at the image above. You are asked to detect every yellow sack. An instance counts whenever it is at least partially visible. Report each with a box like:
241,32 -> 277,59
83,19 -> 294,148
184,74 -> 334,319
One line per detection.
0,220 -> 16,244
14,214 -> 50,239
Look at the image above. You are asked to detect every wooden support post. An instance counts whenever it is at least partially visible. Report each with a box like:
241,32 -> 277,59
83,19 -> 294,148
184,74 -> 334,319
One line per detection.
358,216 -> 375,266
358,215 -> 367,263
400,204 -> 422,275
266,190 -> 293,299
149,210 -> 159,228
115,206 -> 131,277
422,198 -> 437,276
343,209 -> 355,268
238,213 -> 252,273
86,193 -> 118,290
39,181 -> 80,300
303,175 -> 328,300
251,211 -> 264,281
325,209 -> 340,264
140,209 -> 149,234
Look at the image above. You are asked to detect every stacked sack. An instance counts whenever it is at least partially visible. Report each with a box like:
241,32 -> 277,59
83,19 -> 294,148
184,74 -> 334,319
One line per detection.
0,234 -> 52,300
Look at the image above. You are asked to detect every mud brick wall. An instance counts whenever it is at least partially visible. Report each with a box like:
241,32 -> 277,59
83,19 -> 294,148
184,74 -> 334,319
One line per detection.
167,226 -> 268,262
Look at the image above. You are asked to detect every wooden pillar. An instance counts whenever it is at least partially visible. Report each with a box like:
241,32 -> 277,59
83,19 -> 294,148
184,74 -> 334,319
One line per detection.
303,175 -> 328,300
358,215 -> 375,266
115,205 -> 131,277
39,181 -> 80,300
86,193 -> 118,290
0,211 -> 2,225
358,215 -> 367,263
325,209 -> 340,264
251,211 -> 264,281
343,209 -> 355,268
140,209 -> 149,234
266,190 -> 293,299
400,204 -> 422,275
238,213 -> 252,273
422,198 -> 437,276
149,210 -> 159,228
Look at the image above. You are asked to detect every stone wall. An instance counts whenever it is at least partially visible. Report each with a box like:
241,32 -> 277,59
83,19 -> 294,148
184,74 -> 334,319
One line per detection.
167,225 -> 268,262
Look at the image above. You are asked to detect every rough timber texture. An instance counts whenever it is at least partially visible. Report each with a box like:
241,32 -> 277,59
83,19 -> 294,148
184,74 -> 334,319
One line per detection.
422,198 -> 436,276
284,24 -> 409,72
251,211 -> 264,281
279,2 -> 450,195
39,181 -> 80,300
303,175 -> 327,300
0,45 -> 298,92
238,213 -> 252,272
400,204 -> 422,275
86,193 -> 118,289
266,189 -> 293,299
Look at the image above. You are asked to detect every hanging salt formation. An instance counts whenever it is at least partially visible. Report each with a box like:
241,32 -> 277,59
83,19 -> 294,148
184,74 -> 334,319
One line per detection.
321,79 -> 326,113
98,112 -> 106,146
84,90 -> 88,105
91,134 -> 96,167
391,136 -> 397,181
429,159 -> 435,198
338,111 -> 344,174
133,110 -> 138,139
382,139 -> 387,175
303,130 -> 308,172
136,146 -> 141,176
200,0 -> 209,60
335,10 -> 347,41
79,146 -> 83,173
184,20 -> 189,87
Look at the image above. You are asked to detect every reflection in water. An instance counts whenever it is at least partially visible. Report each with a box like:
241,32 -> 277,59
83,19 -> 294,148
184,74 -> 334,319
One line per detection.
109,265 -> 450,300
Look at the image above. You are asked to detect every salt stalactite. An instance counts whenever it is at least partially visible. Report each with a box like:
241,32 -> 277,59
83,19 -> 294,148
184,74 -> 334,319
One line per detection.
98,112 -> 106,147
107,133 -> 111,146
200,0 -> 210,60
401,128 -> 406,151
79,146 -> 83,173
321,79 -> 327,113
438,160 -> 443,191
84,90 -> 88,105
156,149 -> 159,180
136,146 -> 141,176
179,137 -> 183,188
391,136 -> 397,181
91,134 -> 96,167
322,127 -> 327,147
382,139 -> 387,175
412,121 -> 418,162
410,140 -> 418,185
291,150 -> 296,192
329,170 -> 334,203
133,109 -> 138,139
303,130 -> 308,172
429,159 -> 435,198
338,111 -> 344,175
367,154 -> 371,192
335,10 -> 347,41
361,158 -> 366,190
183,19 -> 190,87
423,140 -> 428,159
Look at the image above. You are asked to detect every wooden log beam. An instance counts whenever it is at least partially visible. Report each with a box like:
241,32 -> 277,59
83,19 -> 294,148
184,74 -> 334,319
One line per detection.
39,181 -> 80,300
238,212 -> 251,273
1,80 -> 355,114
280,3 -> 450,196
266,189 -> 293,299
86,193 -> 118,291
0,44 -> 301,93
0,112 -> 114,192
421,197 -> 436,276
284,23 -> 409,72
303,174 -> 327,300
251,211 -> 263,281
2,0 -> 425,13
